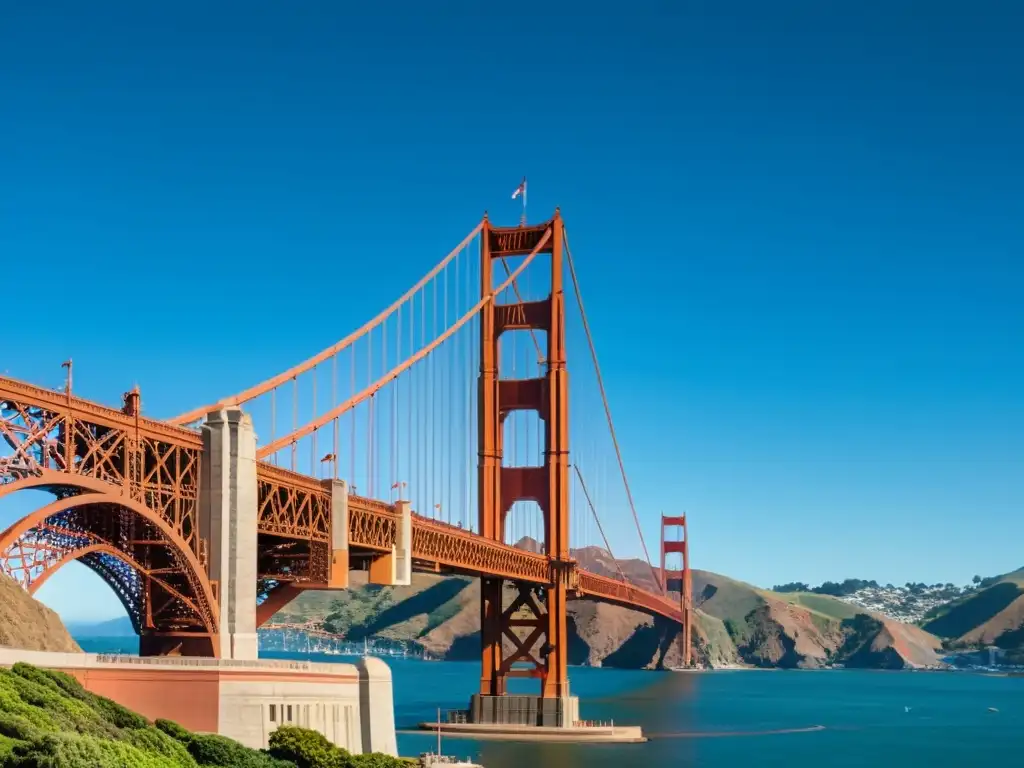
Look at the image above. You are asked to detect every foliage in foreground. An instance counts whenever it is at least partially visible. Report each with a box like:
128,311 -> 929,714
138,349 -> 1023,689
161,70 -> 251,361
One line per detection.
263,726 -> 408,768
0,663 -> 406,768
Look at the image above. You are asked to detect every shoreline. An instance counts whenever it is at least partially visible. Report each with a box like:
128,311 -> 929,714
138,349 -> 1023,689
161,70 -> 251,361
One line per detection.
74,638 -> 1019,676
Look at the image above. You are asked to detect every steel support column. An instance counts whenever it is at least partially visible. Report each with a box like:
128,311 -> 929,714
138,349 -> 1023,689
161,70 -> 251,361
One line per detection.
477,211 -> 571,700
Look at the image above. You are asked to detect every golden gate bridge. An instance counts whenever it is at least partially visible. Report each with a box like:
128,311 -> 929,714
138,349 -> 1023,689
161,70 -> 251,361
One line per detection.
0,209 -> 692,725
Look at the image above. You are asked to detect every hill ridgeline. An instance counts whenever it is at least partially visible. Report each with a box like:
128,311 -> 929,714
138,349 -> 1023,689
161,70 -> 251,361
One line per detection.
269,543 -> 946,671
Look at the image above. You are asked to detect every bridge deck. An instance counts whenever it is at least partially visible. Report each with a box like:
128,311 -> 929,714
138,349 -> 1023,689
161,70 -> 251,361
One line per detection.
1,375 -> 682,627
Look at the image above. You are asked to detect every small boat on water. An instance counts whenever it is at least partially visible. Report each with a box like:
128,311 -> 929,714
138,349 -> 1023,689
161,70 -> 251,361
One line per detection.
419,755 -> 482,768
418,709 -> 482,768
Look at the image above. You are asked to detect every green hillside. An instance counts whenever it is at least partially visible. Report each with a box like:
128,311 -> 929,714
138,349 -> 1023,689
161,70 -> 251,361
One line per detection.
269,564 -> 943,670
770,592 -> 863,622
0,663 -> 406,768
691,570 -> 765,622
921,568 -> 1024,643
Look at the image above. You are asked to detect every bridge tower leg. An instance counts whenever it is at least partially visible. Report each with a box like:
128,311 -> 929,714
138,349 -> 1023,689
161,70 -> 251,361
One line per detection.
660,514 -> 692,667
474,211 -> 578,727
198,408 -> 259,660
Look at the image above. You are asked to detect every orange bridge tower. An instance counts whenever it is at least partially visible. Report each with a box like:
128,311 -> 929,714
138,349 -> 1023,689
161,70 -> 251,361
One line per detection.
473,210 -> 578,727
661,514 -> 693,667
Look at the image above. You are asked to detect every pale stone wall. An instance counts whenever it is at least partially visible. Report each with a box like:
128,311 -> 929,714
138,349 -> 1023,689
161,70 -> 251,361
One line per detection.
218,675 -> 364,751
357,655 -> 398,755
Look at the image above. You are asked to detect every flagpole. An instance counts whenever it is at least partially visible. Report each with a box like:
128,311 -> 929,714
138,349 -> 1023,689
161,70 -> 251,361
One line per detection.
521,177 -> 527,226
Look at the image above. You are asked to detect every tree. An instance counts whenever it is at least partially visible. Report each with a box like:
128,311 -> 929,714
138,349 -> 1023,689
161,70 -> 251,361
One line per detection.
973,575 -> 982,585
771,582 -> 809,593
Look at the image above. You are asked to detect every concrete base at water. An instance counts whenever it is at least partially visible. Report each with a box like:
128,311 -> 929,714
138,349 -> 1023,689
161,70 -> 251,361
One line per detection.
470,693 -> 579,727
417,721 -> 647,744
417,694 -> 644,743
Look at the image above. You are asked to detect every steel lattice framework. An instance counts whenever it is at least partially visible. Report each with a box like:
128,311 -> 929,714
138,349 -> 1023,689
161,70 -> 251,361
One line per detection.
0,211 -> 689,671
1,374 -> 683,632
0,378 -> 220,653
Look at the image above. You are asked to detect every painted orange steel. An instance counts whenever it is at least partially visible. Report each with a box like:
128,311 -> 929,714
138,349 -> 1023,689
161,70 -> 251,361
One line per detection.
660,514 -> 693,666
477,212 -> 572,700
253,224 -> 552,460
0,211 -> 689,673
0,377 -> 219,655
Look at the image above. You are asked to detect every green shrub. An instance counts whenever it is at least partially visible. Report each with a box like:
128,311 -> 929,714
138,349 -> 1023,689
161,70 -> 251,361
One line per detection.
185,732 -> 287,768
186,732 -> 252,766
350,754 -> 408,768
30,669 -> 91,704
0,733 -> 24,760
0,670 -> 116,739
0,712 -> 45,743
0,679 -> 59,732
125,727 -> 197,768
7,731 -> 184,768
267,725 -> 348,768
88,695 -> 149,731
155,718 -> 194,744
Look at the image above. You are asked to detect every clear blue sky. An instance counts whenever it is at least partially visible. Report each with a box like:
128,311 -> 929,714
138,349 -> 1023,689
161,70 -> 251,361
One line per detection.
2,2 -> 1021,623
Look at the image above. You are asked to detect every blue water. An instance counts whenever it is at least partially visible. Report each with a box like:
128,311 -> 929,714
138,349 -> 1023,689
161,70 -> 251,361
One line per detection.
77,637 -> 1024,766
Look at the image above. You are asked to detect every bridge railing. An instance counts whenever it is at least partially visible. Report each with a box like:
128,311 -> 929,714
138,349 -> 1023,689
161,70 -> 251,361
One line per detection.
576,570 -> 683,623
410,514 -> 551,583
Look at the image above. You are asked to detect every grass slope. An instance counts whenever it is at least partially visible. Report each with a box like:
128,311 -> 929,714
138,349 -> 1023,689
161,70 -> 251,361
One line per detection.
769,592 -> 863,622
921,568 -> 1024,643
278,571 -> 474,643
0,663 -> 408,767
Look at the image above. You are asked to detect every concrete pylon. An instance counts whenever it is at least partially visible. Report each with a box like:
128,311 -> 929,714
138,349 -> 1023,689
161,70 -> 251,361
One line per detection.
200,408 -> 259,660
326,479 -> 350,588
367,500 -> 411,587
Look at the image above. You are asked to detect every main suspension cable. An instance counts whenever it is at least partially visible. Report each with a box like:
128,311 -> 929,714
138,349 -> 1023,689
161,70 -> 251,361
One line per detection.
256,227 -> 552,459
564,229 -> 664,594
171,222 -> 484,425
573,464 -> 629,585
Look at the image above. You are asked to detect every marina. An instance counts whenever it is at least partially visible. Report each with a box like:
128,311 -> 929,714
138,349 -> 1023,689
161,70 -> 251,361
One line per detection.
257,626 -> 439,660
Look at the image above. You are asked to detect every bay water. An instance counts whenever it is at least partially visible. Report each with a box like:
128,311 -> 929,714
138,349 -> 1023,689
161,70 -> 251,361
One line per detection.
77,637 -> 1024,766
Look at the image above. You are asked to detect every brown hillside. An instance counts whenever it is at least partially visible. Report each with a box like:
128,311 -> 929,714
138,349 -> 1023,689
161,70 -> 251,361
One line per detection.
876,620 -> 944,666
959,594 -> 1024,646
269,546 -> 944,671
0,574 -> 81,653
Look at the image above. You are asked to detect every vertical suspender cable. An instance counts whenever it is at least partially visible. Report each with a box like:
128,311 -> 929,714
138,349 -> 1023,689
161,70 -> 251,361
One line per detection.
312,366 -> 317,475
291,377 -> 298,471
350,345 -> 356,488
332,355 -> 339,480
270,388 -> 277,466
564,231 -> 663,593
367,328 -> 373,497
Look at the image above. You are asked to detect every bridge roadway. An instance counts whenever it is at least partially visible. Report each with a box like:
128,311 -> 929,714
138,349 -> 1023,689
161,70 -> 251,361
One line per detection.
0,375 -> 682,639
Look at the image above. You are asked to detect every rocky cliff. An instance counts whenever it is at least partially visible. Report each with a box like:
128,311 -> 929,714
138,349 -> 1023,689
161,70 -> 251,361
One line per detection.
0,574 -> 81,653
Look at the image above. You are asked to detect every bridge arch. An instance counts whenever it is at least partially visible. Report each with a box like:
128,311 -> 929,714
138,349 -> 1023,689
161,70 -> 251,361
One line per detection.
0,472 -> 219,655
